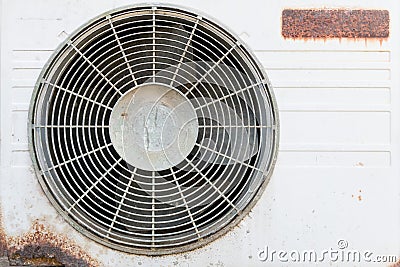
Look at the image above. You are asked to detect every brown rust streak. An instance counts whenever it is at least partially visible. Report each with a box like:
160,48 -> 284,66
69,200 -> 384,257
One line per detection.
390,259 -> 400,267
7,220 -> 99,267
282,9 -> 389,40
0,207 -> 7,257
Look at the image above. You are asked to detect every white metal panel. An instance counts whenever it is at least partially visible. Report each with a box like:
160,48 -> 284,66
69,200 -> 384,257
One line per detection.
1,0 -> 399,266
281,111 -> 391,144
278,151 -> 391,167
275,88 -> 391,110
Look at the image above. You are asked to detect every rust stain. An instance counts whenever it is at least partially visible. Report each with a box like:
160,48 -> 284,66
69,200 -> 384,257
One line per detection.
391,259 -> 400,267
7,220 -> 99,267
351,192 -> 362,202
0,207 -> 7,257
282,9 -> 389,40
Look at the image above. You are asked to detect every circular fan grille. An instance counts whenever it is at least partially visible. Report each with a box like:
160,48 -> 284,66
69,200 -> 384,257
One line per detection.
29,4 -> 279,255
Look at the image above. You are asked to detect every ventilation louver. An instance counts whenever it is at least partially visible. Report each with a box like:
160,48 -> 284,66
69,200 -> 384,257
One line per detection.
29,4 -> 279,255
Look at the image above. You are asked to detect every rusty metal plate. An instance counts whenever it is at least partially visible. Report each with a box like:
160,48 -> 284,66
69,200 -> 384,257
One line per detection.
282,9 -> 389,39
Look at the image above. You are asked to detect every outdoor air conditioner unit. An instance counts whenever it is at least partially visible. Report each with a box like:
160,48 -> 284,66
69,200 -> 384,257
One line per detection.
0,1 -> 399,267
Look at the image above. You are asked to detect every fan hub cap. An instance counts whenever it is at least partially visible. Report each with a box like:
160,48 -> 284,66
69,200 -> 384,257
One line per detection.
110,83 -> 198,171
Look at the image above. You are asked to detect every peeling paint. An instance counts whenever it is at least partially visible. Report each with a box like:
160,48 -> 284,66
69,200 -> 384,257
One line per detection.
0,207 -> 7,257
7,220 -> 99,267
282,9 -> 389,40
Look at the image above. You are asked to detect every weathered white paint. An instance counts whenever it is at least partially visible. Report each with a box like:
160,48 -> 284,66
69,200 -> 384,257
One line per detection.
1,0 -> 399,266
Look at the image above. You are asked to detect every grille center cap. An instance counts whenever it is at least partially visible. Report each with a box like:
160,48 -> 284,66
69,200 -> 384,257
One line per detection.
110,84 -> 198,171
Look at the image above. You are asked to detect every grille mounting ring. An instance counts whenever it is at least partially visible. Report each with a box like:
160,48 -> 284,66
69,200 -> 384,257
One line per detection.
29,3 -> 279,255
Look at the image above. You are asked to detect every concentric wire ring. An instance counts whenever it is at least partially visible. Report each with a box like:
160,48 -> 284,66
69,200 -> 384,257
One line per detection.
28,4 -> 279,255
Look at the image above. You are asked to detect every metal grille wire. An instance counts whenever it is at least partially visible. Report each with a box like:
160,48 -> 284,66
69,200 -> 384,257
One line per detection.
29,4 -> 279,255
